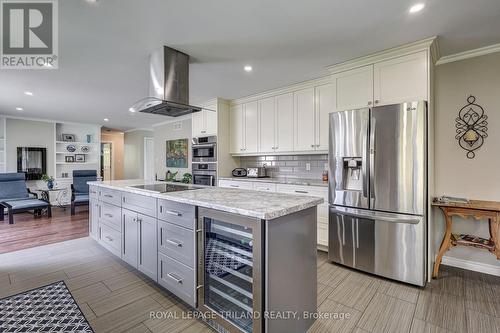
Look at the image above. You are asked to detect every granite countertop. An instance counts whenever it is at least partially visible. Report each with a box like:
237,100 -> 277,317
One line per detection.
218,176 -> 329,187
88,180 -> 323,220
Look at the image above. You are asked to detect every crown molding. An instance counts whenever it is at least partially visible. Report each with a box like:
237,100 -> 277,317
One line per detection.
124,127 -> 154,133
229,75 -> 333,106
436,43 -> 500,65
326,36 -> 438,74
2,114 -> 102,127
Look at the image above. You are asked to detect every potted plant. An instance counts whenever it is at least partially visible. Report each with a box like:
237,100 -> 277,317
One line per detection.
182,173 -> 192,184
41,174 -> 55,190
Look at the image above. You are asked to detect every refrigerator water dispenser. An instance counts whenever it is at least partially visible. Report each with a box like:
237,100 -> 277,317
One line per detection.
343,157 -> 362,191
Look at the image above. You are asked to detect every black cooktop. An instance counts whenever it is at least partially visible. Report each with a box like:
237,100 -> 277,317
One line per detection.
130,183 -> 201,193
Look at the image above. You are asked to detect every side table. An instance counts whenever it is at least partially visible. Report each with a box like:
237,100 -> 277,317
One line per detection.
432,199 -> 500,278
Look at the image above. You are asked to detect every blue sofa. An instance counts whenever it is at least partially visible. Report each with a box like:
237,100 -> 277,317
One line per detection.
71,170 -> 97,215
0,173 -> 51,224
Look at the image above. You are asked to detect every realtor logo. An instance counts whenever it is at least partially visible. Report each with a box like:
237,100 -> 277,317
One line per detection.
1,0 -> 58,69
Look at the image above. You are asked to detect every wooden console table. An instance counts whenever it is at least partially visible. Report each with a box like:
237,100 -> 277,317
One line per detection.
432,199 -> 500,278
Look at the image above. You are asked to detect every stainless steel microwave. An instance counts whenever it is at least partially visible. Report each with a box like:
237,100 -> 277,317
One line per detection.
192,136 -> 217,162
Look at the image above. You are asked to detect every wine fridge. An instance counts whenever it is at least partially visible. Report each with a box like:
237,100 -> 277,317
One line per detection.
197,207 -> 263,333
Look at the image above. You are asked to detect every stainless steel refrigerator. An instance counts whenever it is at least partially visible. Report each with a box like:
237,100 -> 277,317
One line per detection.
328,101 -> 427,286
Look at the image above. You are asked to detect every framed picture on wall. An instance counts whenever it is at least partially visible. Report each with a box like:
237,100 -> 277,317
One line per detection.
166,138 -> 188,168
61,134 -> 76,142
65,156 -> 75,163
75,154 -> 86,162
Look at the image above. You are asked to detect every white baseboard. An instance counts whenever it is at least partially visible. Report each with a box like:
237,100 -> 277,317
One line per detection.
441,255 -> 500,277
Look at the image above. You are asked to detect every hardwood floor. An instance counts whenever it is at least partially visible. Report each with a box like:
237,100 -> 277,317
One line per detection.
0,207 -> 89,254
2,236 -> 500,332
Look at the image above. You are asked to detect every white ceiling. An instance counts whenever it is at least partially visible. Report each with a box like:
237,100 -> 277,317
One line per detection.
1,0 -> 500,130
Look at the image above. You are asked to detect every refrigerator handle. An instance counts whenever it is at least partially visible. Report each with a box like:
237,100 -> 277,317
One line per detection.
362,116 -> 369,199
369,117 -> 376,203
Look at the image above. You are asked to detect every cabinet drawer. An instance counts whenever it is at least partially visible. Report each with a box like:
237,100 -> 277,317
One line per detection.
252,182 -> 276,192
276,184 -> 327,200
158,221 -> 195,268
158,252 -> 195,307
99,188 -> 122,206
100,202 -> 122,232
100,224 -> 122,258
89,185 -> 99,199
157,199 -> 195,230
218,179 -> 254,190
122,192 -> 157,218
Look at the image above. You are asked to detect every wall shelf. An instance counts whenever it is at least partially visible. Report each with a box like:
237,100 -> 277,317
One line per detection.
56,141 -> 98,145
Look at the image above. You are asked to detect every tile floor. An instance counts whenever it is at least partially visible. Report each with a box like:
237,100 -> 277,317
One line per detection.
0,237 -> 499,333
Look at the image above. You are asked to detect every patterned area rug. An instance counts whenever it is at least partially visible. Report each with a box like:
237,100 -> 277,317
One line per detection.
0,281 -> 93,332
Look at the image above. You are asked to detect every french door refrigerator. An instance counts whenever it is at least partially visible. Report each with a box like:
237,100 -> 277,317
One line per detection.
328,101 -> 427,286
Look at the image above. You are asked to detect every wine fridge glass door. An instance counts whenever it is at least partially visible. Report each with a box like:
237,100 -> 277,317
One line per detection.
198,208 -> 262,333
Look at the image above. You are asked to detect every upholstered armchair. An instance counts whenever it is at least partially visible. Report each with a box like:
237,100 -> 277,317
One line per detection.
0,173 -> 51,224
71,170 -> 97,215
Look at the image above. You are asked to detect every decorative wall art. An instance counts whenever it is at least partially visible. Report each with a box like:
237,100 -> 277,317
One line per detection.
166,138 -> 188,168
455,96 -> 488,159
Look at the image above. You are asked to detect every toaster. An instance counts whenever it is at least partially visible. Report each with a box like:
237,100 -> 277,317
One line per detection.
246,167 -> 267,178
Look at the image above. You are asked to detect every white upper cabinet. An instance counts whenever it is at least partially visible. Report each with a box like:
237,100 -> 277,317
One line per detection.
244,101 -> 259,153
191,111 -> 204,138
192,102 -> 218,138
275,93 -> 294,152
334,65 -> 374,111
294,87 -> 316,151
315,83 -> 335,151
258,96 -> 276,153
230,104 -> 244,153
373,51 -> 428,106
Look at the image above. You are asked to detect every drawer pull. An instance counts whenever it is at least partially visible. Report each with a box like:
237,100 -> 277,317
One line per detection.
295,190 -> 309,194
103,194 -> 113,198
230,185 -> 239,188
165,210 -> 182,217
104,213 -> 113,218
166,239 -> 183,247
105,236 -> 113,242
166,273 -> 183,284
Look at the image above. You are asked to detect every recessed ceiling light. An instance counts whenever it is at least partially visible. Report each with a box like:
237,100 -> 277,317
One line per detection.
409,3 -> 425,13
103,118 -> 109,122
128,107 -> 136,113
244,65 -> 252,72
24,91 -> 33,96
16,107 -> 23,111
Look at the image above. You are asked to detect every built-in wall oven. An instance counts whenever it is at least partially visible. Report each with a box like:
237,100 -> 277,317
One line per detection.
192,136 -> 217,163
193,163 -> 217,186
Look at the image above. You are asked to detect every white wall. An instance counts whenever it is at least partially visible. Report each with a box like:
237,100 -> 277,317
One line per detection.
434,51 -> 500,271
5,118 -> 55,177
154,118 -> 191,181
124,129 -> 154,179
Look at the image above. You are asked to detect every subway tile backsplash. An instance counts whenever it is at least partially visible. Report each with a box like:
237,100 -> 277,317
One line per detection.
240,154 -> 329,180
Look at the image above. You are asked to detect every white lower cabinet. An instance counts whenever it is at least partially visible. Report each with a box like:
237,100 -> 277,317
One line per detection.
219,180 -> 328,247
122,208 -> 158,281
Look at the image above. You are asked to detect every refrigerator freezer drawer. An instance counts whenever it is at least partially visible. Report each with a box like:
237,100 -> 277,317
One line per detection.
328,206 -> 426,286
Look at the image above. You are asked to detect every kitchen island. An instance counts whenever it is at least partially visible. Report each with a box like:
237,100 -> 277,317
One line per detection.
88,180 -> 322,333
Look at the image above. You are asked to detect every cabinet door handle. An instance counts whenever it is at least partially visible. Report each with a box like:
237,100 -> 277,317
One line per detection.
167,273 -> 183,284
295,190 -> 309,194
165,210 -> 182,217
375,99 -> 379,104
166,239 -> 183,247
310,144 -> 315,148
367,101 -> 372,106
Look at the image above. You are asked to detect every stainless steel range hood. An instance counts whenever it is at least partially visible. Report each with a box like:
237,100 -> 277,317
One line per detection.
131,46 -> 202,117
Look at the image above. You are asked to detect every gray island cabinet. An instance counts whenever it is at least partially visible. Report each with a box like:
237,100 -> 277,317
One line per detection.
88,180 -> 323,333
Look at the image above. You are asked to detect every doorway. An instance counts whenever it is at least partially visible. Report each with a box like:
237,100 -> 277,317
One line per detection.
101,142 -> 113,180
144,137 -> 154,180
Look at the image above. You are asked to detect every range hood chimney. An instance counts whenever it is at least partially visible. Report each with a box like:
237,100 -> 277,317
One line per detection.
131,46 -> 202,117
